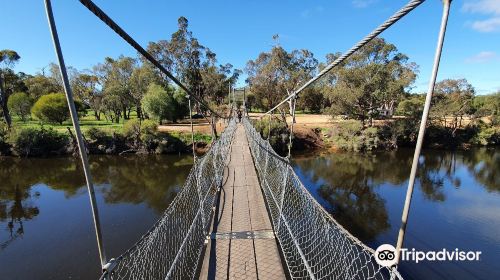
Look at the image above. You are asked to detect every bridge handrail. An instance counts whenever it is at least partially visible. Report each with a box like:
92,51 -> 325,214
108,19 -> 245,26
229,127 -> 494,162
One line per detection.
100,118 -> 237,279
243,117 -> 403,279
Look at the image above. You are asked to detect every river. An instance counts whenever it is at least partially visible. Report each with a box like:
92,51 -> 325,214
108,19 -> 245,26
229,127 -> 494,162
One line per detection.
292,147 -> 500,280
0,148 -> 498,279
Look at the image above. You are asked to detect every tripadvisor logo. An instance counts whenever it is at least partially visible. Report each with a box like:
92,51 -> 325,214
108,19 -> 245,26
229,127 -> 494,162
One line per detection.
374,244 -> 482,267
375,244 -> 398,267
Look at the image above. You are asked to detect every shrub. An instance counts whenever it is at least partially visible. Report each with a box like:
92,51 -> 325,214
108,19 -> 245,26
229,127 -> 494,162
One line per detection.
329,120 -> 379,152
7,92 -> 32,121
253,118 -> 290,154
472,126 -> 500,146
11,127 -> 68,157
32,93 -> 69,124
0,121 -> 10,154
141,84 -> 187,124
85,127 -> 107,141
123,119 -> 158,143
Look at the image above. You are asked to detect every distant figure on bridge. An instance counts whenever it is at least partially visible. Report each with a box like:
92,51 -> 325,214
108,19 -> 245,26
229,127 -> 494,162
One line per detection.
237,109 -> 242,123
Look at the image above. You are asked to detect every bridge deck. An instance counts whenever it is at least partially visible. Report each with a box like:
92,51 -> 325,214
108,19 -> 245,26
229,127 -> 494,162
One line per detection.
199,124 -> 286,279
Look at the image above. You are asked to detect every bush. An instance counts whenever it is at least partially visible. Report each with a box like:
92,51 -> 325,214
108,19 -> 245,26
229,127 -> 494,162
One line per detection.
253,118 -> 290,154
32,93 -> 69,124
85,127 -> 107,141
329,120 -> 379,152
11,127 -> 68,157
123,119 -> 158,145
7,92 -> 32,121
0,121 -> 10,154
472,126 -> 500,146
141,84 -> 187,124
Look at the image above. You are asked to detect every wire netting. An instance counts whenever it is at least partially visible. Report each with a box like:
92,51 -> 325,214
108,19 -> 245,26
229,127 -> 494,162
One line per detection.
243,117 -> 403,280
101,118 -> 237,280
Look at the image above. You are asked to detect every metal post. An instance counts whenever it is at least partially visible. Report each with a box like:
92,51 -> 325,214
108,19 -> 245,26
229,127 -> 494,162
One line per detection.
287,95 -> 297,158
188,97 -> 196,159
44,0 -> 107,268
395,0 -> 451,264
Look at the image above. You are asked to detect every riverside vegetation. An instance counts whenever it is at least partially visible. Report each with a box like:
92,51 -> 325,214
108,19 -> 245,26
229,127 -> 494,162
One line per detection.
1,20 -> 499,157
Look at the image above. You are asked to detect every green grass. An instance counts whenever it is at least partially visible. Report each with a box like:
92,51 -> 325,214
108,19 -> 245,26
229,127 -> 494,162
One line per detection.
12,111 -> 129,135
11,111 -> 213,143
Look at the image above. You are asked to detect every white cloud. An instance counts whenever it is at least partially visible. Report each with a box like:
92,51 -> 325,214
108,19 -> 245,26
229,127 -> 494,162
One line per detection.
300,5 -> 325,19
352,0 -> 378,9
465,51 -> 498,63
463,0 -> 500,15
463,0 -> 500,32
471,17 -> 500,32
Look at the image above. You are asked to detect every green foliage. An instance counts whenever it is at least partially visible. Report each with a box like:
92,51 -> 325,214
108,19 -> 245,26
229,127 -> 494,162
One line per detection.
31,93 -> 69,124
0,121 -> 9,153
325,38 -> 417,124
7,92 -> 31,121
395,95 -> 424,118
472,126 -> 500,146
142,84 -> 187,123
10,126 -> 68,157
85,127 -> 107,141
329,120 -> 379,152
246,41 -> 319,111
123,119 -> 158,142
253,118 -> 290,154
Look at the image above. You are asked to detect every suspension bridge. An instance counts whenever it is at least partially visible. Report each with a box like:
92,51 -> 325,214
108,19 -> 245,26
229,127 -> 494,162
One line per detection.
43,0 -> 452,279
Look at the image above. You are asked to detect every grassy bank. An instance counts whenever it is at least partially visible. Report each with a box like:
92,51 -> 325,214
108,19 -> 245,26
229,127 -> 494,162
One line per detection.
0,113 -> 213,157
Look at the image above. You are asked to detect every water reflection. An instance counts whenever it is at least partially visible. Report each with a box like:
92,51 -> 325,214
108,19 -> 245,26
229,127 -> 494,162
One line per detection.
0,155 -> 192,251
293,148 -> 500,242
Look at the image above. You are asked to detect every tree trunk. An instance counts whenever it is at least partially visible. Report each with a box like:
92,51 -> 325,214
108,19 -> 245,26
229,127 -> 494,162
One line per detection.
136,105 -> 142,120
0,74 -> 12,127
123,106 -> 128,120
94,110 -> 101,121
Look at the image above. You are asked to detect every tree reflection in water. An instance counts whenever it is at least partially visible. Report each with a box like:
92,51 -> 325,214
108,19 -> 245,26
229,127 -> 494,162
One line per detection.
0,154 -> 192,249
292,148 -> 500,243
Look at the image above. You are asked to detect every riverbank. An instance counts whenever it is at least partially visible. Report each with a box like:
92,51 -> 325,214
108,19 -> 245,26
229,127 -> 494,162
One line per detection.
0,119 -> 214,157
248,114 -> 500,155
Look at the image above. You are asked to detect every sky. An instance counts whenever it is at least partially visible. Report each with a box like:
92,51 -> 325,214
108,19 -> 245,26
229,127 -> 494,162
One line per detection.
1,0 -> 499,94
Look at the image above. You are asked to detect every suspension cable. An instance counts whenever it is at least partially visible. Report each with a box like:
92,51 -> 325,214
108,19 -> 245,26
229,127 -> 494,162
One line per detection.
262,0 -> 426,117
45,0 -> 107,268
394,0 -> 451,265
78,0 -> 224,119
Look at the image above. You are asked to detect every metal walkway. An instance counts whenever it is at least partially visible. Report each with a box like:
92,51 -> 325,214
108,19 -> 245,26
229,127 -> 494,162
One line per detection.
199,124 -> 286,279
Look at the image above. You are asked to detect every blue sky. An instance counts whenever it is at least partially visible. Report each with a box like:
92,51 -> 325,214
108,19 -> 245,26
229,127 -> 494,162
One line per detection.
1,0 -> 499,94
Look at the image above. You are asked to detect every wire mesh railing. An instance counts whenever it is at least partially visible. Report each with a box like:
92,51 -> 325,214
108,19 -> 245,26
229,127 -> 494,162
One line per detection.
100,118 -> 237,280
243,117 -> 403,280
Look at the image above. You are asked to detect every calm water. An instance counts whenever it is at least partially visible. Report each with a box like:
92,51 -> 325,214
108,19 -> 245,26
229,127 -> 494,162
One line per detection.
1,149 -> 499,280
292,148 -> 500,280
0,155 -> 192,280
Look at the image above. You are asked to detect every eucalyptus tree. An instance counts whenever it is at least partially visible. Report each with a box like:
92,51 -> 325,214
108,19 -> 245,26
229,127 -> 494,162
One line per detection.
430,78 -> 475,134
0,49 -> 21,127
324,38 -> 417,126
72,72 -> 102,120
245,41 -> 319,117
94,56 -> 137,120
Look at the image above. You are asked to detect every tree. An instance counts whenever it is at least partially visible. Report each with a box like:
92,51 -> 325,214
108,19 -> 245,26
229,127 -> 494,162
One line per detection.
246,41 -> 319,116
324,38 -> 417,126
395,94 -> 425,119
31,93 -> 69,124
430,78 -> 475,134
0,49 -> 21,127
94,56 -> 136,120
25,74 -> 61,100
72,72 -> 103,120
146,17 -> 239,115
130,64 -> 161,119
142,83 -> 187,124
7,92 -> 31,121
